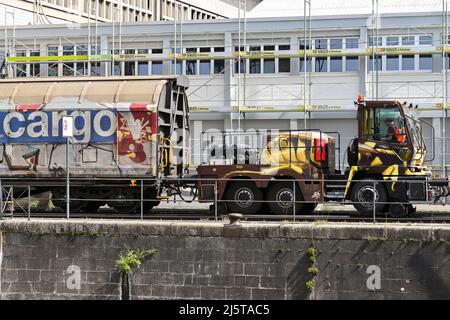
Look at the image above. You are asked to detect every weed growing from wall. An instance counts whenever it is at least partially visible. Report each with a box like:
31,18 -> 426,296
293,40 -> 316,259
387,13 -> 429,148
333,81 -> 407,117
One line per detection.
116,248 -> 158,300
306,243 -> 318,295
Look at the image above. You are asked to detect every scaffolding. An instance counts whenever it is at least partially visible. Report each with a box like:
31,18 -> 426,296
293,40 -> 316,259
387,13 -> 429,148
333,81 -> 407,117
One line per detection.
2,1 -> 450,171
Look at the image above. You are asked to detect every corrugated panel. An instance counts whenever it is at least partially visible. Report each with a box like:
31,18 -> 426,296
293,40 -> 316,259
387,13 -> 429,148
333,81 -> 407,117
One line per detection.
0,78 -> 168,107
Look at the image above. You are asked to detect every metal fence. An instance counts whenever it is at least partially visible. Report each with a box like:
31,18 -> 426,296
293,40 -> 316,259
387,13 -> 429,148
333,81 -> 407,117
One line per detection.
0,176 -> 448,223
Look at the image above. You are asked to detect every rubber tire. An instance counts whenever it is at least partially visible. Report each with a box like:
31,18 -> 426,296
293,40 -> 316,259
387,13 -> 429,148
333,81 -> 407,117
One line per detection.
266,181 -> 305,215
351,179 -> 387,215
224,181 -> 263,214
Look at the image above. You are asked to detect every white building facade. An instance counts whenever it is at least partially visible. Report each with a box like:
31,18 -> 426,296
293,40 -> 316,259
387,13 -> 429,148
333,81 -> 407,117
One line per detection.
1,11 -> 450,170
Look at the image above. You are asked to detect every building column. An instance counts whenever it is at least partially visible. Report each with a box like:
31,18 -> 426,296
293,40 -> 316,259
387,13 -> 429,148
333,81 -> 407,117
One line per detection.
433,117 -> 443,169
40,44 -> 48,77
192,120 -> 203,165
433,31 -> 442,73
224,32 -> 233,131
290,35 -> 299,76
101,35 -> 109,76
359,26 -> 367,97
163,39 -> 172,75
290,119 -> 298,131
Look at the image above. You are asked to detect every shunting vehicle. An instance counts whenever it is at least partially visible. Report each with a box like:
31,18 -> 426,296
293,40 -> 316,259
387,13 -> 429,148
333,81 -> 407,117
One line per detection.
197,97 -> 450,217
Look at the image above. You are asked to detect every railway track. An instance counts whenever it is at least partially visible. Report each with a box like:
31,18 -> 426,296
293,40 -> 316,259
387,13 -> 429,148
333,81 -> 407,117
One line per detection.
3,208 -> 450,223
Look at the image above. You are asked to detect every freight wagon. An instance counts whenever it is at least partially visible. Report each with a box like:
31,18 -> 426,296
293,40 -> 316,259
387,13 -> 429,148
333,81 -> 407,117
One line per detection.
0,76 -> 190,213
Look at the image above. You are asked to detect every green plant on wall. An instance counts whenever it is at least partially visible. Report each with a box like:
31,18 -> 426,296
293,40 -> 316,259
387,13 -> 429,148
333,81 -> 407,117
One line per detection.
306,244 -> 318,294
116,248 -> 158,274
115,248 -> 158,300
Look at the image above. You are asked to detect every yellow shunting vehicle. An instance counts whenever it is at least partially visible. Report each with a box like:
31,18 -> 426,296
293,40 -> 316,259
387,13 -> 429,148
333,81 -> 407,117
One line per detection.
197,98 -> 450,217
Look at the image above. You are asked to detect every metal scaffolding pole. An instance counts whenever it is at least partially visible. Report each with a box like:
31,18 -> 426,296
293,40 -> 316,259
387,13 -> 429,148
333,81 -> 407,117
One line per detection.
303,0 -> 311,129
443,0 -> 448,175
174,0 -> 177,75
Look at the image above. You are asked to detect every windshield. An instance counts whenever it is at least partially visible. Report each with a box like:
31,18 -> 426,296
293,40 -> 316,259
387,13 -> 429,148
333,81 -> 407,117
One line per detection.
403,106 -> 424,150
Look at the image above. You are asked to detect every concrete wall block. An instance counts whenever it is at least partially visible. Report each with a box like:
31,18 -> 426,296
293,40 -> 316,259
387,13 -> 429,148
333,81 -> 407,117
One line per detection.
207,274 -> 235,287
227,249 -> 254,263
8,281 -> 33,293
225,288 -> 252,299
244,263 -> 271,276
193,262 -> 219,275
251,288 -> 285,300
200,287 -> 226,300
175,286 -> 201,299
17,269 -> 41,282
202,249 -> 227,262
219,262 -> 244,275
49,258 -> 74,271
192,275 -> 211,286
142,261 -> 170,273
86,271 -> 111,284
2,269 -> 19,282
150,284 -> 175,298
131,272 -> 159,285
177,248 -> 203,262
259,276 -> 286,289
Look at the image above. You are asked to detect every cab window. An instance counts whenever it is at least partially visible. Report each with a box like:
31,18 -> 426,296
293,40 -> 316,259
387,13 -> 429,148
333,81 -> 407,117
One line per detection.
363,106 -> 407,145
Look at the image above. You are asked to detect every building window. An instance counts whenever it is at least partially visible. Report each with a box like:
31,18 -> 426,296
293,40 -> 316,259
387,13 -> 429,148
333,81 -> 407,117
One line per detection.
151,61 -> 163,75
386,56 -> 399,71
345,38 -> 359,49
185,48 -> 197,75
213,47 -> 225,74
200,60 -> 210,75
15,51 -> 27,77
113,62 -> 121,76
124,50 -> 136,76
264,58 -> 275,73
402,55 -> 415,70
278,45 -> 290,73
30,51 -> 40,77
419,35 -> 433,45
63,45 -> 75,76
300,58 -> 312,72
234,46 -> 246,74
346,57 -> 358,71
48,46 -> 58,77
249,46 -> 261,74
263,45 -> 275,74
419,54 -> 432,70
199,47 -> 211,75
315,39 -> 327,49
369,36 -> 383,47
369,56 -> 382,71
386,36 -> 399,46
330,57 -> 342,72
250,59 -> 261,73
402,36 -> 415,45
315,58 -> 327,72
330,39 -> 342,49
138,62 -> 149,75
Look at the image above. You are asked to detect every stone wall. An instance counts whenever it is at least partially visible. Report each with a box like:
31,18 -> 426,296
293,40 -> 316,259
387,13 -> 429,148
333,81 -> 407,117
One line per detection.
0,219 -> 449,299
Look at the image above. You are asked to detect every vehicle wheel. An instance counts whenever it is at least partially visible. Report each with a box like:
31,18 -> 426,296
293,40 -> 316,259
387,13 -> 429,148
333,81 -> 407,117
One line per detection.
224,181 -> 263,214
266,181 -> 305,215
351,179 -> 387,214
143,189 -> 160,212
109,190 -> 139,214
